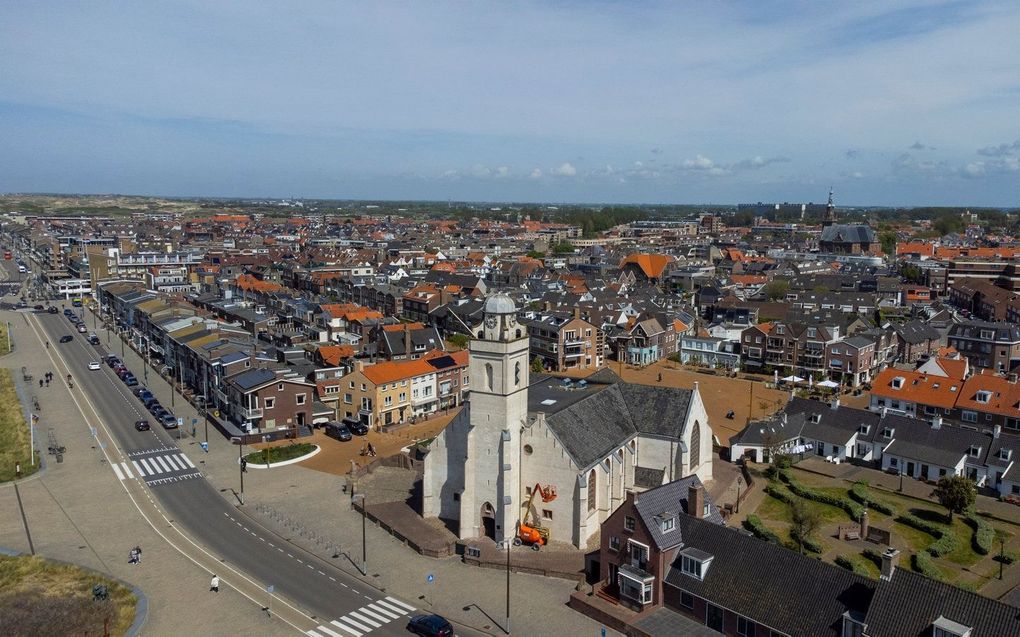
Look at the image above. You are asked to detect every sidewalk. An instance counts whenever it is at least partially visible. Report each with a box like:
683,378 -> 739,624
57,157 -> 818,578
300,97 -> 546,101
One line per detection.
0,307 -> 288,636
95,307 -> 619,636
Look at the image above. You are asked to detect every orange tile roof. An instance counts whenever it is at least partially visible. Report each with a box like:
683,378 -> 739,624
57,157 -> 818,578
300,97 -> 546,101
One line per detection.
620,253 -> 674,279
871,368 -> 961,409
361,358 -> 435,385
383,322 -> 425,332
234,274 -> 283,293
955,372 -> 1020,417
317,345 -> 356,366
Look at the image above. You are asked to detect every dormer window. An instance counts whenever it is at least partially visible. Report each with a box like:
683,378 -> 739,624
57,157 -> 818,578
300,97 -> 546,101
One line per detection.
976,390 -> 992,404
932,615 -> 973,637
968,445 -> 982,458
882,427 -> 894,439
891,376 -> 905,389
658,514 -> 676,533
679,547 -> 713,581
775,326 -> 784,335
998,448 -> 1012,461
807,328 -> 817,338
810,414 -> 822,424
858,425 -> 870,435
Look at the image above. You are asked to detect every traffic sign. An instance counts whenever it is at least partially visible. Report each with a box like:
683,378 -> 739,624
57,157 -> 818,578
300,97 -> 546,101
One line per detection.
200,441 -> 209,453
267,584 -> 274,593
426,573 -> 434,583
176,417 -> 184,428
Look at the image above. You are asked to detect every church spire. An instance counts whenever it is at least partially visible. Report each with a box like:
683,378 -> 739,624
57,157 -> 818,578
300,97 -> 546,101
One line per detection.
823,187 -> 836,227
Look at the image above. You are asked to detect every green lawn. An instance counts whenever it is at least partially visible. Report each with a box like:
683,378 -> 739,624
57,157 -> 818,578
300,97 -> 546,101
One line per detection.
0,369 -> 39,481
0,554 -> 136,636
244,442 -> 316,465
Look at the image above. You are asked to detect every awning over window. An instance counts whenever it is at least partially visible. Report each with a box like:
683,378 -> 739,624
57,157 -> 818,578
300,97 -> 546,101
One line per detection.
618,563 -> 655,583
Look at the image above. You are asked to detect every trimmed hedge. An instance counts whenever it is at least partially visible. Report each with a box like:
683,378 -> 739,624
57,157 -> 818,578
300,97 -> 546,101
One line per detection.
965,512 -> 995,555
780,470 -> 863,520
896,512 -> 959,557
911,551 -> 945,582
791,529 -> 823,554
835,554 -> 870,577
744,515 -> 781,544
764,482 -> 797,506
849,481 -> 897,516
862,547 -> 884,569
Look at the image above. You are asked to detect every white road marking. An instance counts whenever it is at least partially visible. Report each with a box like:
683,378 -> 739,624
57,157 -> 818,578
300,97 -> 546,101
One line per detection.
375,599 -> 408,615
306,631 -> 326,637
179,453 -> 196,468
111,462 -> 125,480
367,602 -> 399,620
140,458 -> 157,474
121,462 -> 133,479
315,626 -> 343,637
335,616 -> 370,634
358,605 -> 391,623
132,460 -> 146,476
347,611 -> 381,629
164,454 -> 181,471
328,620 -> 361,637
385,596 -> 416,612
156,456 -> 172,472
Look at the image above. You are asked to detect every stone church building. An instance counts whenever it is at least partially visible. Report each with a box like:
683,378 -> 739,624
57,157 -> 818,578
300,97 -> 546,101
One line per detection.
423,293 -> 713,549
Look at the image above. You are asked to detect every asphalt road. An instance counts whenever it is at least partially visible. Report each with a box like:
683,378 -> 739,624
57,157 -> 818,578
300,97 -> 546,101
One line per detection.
35,310 -> 429,637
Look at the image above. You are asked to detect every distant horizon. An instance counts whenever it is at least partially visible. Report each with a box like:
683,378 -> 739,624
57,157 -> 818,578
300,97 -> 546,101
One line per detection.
3,2 -> 1019,208
4,190 -> 1017,212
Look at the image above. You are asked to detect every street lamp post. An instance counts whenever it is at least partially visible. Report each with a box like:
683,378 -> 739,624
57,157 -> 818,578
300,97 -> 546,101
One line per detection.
736,476 -> 743,514
505,538 -> 511,635
238,440 -> 245,504
899,470 -> 904,493
352,493 -> 367,575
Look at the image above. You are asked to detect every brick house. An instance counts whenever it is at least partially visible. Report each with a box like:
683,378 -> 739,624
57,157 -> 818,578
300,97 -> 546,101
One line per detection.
223,367 -> 317,433
948,320 -> 1020,373
826,334 -> 877,388
892,320 -> 941,364
521,310 -> 603,372
597,477 -> 722,611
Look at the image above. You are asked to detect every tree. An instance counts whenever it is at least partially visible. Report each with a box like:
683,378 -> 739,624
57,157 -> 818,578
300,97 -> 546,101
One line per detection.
900,263 -> 923,284
933,213 -> 965,236
552,241 -> 576,254
931,475 -> 975,522
879,231 -> 898,256
525,250 -> 546,259
531,355 -> 545,374
790,500 -> 821,554
447,333 -> 469,349
762,279 -> 790,301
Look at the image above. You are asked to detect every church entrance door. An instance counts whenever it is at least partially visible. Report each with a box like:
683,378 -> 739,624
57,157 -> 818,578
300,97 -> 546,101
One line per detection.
480,502 -> 496,540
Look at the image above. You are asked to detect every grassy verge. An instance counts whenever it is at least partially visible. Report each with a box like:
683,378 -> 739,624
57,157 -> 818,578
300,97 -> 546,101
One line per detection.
0,554 -> 136,636
245,442 -> 316,465
0,369 -> 39,481
0,322 -> 10,355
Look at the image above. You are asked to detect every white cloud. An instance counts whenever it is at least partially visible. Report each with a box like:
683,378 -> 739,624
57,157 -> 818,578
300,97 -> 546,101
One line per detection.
550,162 -> 576,177
683,154 -> 717,171
495,166 -> 510,178
977,140 -> 1020,157
963,162 -> 986,177
851,171 -> 864,179
529,168 -> 543,179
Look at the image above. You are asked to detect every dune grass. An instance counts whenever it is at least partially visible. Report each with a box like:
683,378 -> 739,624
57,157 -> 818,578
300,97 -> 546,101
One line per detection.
0,369 -> 39,481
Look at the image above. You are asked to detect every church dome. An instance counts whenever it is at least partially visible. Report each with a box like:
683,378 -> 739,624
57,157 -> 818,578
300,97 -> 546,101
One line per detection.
484,292 -> 517,315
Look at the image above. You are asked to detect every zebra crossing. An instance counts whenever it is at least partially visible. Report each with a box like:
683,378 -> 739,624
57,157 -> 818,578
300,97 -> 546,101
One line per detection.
308,596 -> 417,637
111,447 -> 201,485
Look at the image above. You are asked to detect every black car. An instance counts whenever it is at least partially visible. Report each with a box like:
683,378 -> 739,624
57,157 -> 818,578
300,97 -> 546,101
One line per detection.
134,419 -> 151,431
345,419 -> 369,436
324,421 -> 353,442
63,308 -> 73,316
106,355 -> 121,367
406,614 -> 454,637
59,335 -> 73,343
33,304 -> 43,311
47,306 -> 58,314
142,395 -> 158,408
148,401 -> 164,415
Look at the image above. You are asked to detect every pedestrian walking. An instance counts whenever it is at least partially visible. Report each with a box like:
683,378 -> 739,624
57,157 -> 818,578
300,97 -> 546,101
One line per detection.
45,378 -> 49,387
39,379 -> 43,388
210,575 -> 220,592
129,549 -> 138,564
240,458 -> 247,473
134,546 -> 142,563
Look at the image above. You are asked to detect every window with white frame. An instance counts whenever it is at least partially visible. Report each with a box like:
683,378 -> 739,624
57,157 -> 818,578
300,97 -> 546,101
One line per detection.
968,445 -> 982,457
296,393 -> 306,405
962,411 -> 978,423
976,390 -> 992,404
264,397 -> 275,409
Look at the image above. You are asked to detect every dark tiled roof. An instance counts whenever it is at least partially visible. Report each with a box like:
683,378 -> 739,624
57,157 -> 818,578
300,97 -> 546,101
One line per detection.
230,367 -> 276,391
634,466 -> 665,489
820,224 -> 877,244
664,515 -> 874,636
864,568 -> 1020,636
634,475 -> 723,551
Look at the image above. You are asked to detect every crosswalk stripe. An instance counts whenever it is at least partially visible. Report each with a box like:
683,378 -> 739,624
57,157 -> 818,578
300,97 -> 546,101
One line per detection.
359,605 -> 392,622
315,626 -> 343,637
156,456 -> 172,472
327,621 -> 361,637
335,616 -> 370,634
347,611 -> 381,629
111,463 -> 124,480
179,453 -> 196,468
306,631 -> 325,637
367,602 -> 399,620
374,599 -> 407,615
140,458 -> 158,474
164,455 -> 181,471
121,462 -> 133,479
132,460 -> 146,476
384,596 -> 416,612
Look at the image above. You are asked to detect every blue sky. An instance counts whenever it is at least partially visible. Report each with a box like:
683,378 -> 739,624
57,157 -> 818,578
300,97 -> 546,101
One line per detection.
2,1 -> 1019,206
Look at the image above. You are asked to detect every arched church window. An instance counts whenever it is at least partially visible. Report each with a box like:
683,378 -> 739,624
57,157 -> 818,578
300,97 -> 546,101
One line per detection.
485,363 -> 494,391
514,361 -> 521,386
587,469 -> 597,512
690,421 -> 701,469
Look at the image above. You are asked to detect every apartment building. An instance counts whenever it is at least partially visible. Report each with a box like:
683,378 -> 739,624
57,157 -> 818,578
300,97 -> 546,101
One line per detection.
947,320 -> 1020,373
341,354 -> 468,427
520,311 -> 603,372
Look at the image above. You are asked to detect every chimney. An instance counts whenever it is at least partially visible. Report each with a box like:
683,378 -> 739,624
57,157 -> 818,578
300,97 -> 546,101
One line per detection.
994,424 -> 1002,439
1008,373 -> 1018,384
354,359 -> 366,372
831,397 -> 840,411
404,323 -> 412,358
688,483 -> 705,519
573,306 -> 581,320
881,407 -> 889,419
931,415 -> 942,430
880,548 -> 900,581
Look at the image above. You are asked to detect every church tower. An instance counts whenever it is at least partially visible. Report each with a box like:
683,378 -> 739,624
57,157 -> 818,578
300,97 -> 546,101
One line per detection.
823,187 -> 837,227
459,293 -> 531,543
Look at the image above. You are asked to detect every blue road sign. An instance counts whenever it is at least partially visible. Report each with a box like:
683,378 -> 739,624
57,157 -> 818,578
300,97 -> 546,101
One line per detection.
601,628 -> 606,637
267,584 -> 274,593
192,418 -> 198,425
426,573 -> 434,583
200,441 -> 209,453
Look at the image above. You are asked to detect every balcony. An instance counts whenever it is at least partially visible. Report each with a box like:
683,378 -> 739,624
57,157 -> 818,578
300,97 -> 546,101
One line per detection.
564,339 -> 585,347
244,407 -> 263,420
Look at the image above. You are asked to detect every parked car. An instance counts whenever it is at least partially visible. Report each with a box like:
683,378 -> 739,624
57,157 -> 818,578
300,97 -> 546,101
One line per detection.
63,308 -> 72,316
142,395 -> 159,408
345,419 -> 369,436
123,375 -> 138,387
88,335 -> 100,345
76,325 -> 87,333
87,361 -> 101,371
134,419 -> 151,431
160,413 -> 178,428
47,306 -> 58,314
406,614 -> 454,637
33,304 -> 44,310
133,386 -> 150,398
106,355 -> 121,367
148,402 -> 165,416
324,421 -> 353,442
59,335 -> 73,343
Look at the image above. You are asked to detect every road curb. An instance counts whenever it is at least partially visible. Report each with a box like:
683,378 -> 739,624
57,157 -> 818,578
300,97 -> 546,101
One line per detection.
243,444 -> 321,469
